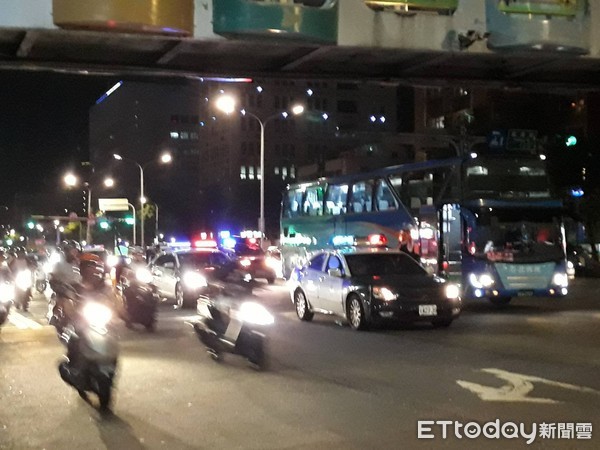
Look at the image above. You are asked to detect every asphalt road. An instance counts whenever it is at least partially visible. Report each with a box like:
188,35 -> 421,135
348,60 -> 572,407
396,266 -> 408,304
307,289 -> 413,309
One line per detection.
1,279 -> 599,450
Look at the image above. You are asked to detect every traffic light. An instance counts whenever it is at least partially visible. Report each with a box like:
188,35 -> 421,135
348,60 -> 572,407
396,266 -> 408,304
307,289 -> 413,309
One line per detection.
565,135 -> 577,147
124,216 -> 135,225
26,221 -> 35,230
99,220 -> 110,230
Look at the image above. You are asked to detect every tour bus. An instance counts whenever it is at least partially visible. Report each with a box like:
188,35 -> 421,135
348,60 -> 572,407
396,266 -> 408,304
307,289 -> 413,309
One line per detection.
280,152 -> 568,305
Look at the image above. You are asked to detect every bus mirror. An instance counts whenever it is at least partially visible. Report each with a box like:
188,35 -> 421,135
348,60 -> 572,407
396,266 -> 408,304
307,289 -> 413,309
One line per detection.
328,268 -> 343,278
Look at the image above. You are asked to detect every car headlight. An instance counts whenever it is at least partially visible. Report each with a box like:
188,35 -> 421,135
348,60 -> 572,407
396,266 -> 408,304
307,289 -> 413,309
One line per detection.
445,284 -> 460,300
0,283 -> 14,303
82,301 -> 112,331
135,268 -> 153,284
372,286 -> 397,301
183,271 -> 208,289
15,270 -> 32,290
469,273 -> 494,289
552,272 -> 568,288
239,301 -> 274,326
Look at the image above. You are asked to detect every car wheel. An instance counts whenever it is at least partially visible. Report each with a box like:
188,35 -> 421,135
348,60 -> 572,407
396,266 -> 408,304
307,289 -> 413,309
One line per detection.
175,283 -> 185,309
432,318 -> 453,328
347,295 -> 368,331
489,296 -> 511,307
294,289 -> 313,321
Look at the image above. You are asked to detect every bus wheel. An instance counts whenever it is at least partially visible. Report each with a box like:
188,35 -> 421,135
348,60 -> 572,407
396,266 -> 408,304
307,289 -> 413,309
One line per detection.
347,295 -> 368,331
294,290 -> 313,321
489,296 -> 511,307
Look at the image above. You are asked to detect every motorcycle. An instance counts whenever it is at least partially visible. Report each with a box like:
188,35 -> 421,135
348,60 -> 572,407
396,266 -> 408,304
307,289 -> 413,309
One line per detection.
116,266 -> 158,331
14,269 -> 32,312
58,297 -> 119,411
193,287 -> 274,370
0,278 -> 14,327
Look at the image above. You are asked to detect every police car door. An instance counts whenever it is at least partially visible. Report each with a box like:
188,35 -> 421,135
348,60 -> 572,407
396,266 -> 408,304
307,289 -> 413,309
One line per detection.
302,253 -> 327,310
320,254 -> 346,315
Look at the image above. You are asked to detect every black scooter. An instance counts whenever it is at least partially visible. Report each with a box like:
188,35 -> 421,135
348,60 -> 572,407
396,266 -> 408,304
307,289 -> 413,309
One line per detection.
193,285 -> 274,370
58,294 -> 119,411
116,265 -> 158,331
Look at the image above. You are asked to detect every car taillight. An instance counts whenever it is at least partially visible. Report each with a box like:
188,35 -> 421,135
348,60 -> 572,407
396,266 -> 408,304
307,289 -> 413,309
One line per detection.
368,234 -> 387,246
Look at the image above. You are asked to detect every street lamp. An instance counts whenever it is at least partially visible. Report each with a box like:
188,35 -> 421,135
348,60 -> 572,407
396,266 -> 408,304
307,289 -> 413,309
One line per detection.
215,95 -> 304,241
112,152 -> 172,248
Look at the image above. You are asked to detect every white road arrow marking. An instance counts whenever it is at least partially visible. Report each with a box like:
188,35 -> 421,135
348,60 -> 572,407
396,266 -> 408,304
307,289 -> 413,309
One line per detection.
7,310 -> 42,330
457,368 -> 600,403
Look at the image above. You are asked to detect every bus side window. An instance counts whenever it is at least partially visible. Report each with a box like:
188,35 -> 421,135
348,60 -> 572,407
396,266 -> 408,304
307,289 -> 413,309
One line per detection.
325,184 -> 348,215
350,180 -> 374,213
304,186 -> 323,216
375,180 -> 398,211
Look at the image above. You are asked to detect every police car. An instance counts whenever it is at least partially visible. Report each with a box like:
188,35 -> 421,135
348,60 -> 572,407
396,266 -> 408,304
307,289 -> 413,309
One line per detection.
149,239 -> 237,309
289,234 -> 462,330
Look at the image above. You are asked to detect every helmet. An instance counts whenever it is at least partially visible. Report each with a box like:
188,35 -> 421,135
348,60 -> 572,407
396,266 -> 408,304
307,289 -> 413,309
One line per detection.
79,252 -> 103,270
60,240 -> 81,254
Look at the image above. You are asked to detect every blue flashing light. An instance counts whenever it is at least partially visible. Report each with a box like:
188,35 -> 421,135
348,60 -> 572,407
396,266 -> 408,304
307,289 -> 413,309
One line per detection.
219,230 -> 231,239
570,188 -> 584,198
222,237 -> 237,249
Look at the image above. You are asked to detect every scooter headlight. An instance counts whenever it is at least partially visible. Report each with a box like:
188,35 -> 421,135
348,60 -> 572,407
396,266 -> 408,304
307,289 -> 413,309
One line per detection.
240,258 -> 252,268
82,302 -> 112,331
0,283 -> 14,303
106,255 -> 119,268
43,262 -> 55,274
445,284 -> 460,300
183,271 -> 208,289
15,270 -> 32,290
552,272 -> 568,288
135,268 -> 154,284
239,302 -> 274,326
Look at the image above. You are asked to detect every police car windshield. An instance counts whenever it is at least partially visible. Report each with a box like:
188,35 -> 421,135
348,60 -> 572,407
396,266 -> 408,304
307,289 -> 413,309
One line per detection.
178,252 -> 212,268
345,253 -> 426,277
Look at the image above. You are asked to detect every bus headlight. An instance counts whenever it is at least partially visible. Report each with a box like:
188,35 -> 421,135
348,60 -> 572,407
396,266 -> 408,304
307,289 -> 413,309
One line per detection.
469,273 -> 494,289
445,284 -> 460,300
183,272 -> 208,289
552,272 -> 568,288
373,286 -> 397,301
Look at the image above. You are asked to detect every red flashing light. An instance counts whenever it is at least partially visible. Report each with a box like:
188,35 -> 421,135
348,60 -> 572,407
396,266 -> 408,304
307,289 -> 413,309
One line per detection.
194,239 -> 217,248
368,234 -> 387,246
442,261 -> 449,271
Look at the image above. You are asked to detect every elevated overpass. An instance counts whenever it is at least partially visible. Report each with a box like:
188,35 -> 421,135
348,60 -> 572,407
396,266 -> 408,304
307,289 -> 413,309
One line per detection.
1,0 -> 600,90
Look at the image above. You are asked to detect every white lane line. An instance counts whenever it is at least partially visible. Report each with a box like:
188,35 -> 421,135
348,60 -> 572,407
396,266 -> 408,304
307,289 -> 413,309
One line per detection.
7,310 -> 43,330
457,368 -> 600,403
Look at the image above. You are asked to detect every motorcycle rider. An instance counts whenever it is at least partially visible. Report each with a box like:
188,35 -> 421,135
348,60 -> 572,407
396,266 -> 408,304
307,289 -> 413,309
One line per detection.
9,248 -> 35,311
49,241 -> 82,329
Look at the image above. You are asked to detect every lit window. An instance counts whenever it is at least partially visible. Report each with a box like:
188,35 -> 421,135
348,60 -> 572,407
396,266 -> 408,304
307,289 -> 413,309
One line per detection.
291,166 -> 296,179
249,166 -> 255,180
257,166 -> 262,180
190,132 -> 199,140
240,166 -> 246,180
170,132 -> 179,139
282,167 -> 288,179
180,132 -> 189,140
274,167 -> 280,175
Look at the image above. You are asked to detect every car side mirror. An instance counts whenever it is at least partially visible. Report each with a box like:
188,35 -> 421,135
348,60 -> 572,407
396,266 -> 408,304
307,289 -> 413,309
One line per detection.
164,262 -> 175,269
328,268 -> 343,278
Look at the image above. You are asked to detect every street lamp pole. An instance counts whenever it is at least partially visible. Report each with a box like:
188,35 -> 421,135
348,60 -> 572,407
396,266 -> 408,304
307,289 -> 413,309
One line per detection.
128,202 -> 137,246
154,203 -> 159,243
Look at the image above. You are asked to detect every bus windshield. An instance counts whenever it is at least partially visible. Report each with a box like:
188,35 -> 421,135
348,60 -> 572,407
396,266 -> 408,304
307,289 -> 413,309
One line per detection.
464,157 -> 550,199
467,207 -> 564,263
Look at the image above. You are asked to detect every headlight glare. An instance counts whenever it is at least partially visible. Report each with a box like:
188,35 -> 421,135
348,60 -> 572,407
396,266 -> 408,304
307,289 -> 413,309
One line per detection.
15,270 -> 32,290
82,302 -> 112,330
445,284 -> 460,300
552,272 -> 568,287
183,271 -> 208,289
239,301 -> 274,326
373,286 -> 397,301
0,283 -> 14,303
469,273 -> 494,289
135,268 -> 153,284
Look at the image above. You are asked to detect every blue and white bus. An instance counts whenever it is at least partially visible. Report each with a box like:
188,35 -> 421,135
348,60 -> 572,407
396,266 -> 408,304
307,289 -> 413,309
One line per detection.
280,153 -> 568,305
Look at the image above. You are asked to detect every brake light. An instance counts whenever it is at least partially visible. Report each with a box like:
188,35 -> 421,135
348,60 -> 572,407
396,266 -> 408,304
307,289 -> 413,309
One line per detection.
368,234 -> 387,246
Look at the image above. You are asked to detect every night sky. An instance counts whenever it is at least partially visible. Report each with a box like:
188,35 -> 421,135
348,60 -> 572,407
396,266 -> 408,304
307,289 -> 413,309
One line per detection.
0,70 -> 115,200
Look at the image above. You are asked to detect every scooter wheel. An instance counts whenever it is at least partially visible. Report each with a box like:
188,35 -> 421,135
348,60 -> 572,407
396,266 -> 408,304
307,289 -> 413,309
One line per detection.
97,377 -> 113,411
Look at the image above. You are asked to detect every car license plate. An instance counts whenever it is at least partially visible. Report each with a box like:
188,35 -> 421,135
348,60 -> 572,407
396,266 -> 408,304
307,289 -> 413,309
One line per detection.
224,318 -> 243,341
518,291 -> 534,297
418,305 -> 437,316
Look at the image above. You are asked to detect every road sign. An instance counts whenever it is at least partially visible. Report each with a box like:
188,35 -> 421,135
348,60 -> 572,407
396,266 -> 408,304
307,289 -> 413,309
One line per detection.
506,129 -> 537,152
98,198 -> 129,212
487,130 -> 506,150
